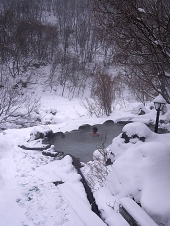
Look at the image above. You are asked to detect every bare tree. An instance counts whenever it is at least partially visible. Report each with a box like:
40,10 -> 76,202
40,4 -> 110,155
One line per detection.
0,85 -> 41,127
124,72 -> 155,105
91,69 -> 115,116
93,0 -> 170,103
0,64 -> 41,128
81,97 -> 103,117
83,132 -> 110,190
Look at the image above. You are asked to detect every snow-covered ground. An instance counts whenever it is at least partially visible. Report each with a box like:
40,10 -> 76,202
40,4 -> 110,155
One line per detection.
1,89 -> 170,226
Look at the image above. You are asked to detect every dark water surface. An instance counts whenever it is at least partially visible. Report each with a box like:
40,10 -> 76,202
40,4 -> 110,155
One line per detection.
51,123 -> 125,162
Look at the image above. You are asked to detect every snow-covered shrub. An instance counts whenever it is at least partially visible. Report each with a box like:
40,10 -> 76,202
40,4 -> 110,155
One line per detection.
121,122 -> 152,144
82,142 -> 110,190
107,122 -> 154,161
122,122 -> 153,139
30,125 -> 53,141
81,97 -> 103,117
83,159 -> 110,191
91,70 -> 115,116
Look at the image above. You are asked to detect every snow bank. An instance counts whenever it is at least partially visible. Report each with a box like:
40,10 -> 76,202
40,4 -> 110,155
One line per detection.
0,134 -> 17,186
91,123 -> 170,226
107,141 -> 170,225
58,183 -> 107,226
0,134 -> 26,225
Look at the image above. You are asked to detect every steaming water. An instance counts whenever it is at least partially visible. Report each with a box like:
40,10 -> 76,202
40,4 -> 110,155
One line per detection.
51,123 -> 125,162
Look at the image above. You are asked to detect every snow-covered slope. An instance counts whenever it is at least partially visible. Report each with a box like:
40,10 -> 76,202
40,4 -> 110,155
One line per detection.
1,88 -> 170,226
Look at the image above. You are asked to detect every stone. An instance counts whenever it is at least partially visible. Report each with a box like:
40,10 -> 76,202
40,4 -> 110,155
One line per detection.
138,109 -> 146,115
42,150 -> 59,157
78,124 -> 91,130
103,120 -> 114,124
42,137 -> 50,144
121,132 -> 130,143
117,121 -> 132,125
30,125 -> 53,141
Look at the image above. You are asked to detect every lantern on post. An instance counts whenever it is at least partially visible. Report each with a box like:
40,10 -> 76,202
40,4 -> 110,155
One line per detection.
153,94 -> 166,133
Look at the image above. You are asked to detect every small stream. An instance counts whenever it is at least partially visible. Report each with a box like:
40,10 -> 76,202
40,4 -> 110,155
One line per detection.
51,122 -> 126,162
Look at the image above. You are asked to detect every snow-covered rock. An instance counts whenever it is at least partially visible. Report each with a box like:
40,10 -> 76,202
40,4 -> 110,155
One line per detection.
30,125 -> 53,140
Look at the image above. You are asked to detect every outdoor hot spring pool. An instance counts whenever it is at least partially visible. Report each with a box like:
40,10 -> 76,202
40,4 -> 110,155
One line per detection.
50,122 -> 158,162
